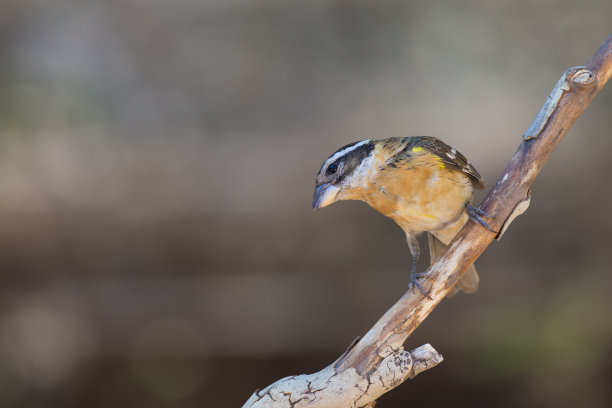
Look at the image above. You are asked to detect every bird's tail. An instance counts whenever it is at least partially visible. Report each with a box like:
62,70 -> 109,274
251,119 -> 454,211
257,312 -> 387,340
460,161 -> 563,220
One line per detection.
427,214 -> 480,297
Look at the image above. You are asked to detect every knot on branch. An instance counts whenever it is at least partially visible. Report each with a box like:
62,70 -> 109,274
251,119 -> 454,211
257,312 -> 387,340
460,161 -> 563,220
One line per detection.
524,65 -> 597,141
570,68 -> 595,84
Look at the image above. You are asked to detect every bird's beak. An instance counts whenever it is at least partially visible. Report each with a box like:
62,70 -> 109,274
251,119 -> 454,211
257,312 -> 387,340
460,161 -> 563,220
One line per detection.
312,183 -> 340,210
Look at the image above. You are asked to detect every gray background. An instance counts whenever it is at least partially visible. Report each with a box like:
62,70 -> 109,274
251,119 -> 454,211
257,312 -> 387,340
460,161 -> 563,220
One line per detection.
1,1 -> 611,407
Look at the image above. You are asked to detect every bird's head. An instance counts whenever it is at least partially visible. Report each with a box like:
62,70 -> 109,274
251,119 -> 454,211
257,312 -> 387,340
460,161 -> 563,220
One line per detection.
312,139 -> 374,210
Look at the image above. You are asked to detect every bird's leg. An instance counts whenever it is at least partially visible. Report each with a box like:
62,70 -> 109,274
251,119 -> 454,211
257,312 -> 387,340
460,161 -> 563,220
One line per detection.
406,233 -> 431,298
465,203 -> 496,233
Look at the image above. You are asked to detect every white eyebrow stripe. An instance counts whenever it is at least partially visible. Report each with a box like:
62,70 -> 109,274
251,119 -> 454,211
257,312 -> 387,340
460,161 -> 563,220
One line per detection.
325,140 -> 371,165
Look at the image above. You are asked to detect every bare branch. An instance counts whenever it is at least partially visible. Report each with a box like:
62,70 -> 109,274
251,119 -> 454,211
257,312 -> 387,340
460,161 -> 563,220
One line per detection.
243,32 -> 612,408
243,344 -> 442,408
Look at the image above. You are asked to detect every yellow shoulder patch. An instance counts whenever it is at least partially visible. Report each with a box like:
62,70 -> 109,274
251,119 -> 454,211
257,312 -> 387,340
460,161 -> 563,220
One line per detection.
412,146 -> 445,169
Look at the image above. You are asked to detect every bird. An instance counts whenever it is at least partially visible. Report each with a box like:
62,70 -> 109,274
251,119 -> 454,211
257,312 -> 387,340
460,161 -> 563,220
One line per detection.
312,136 -> 493,297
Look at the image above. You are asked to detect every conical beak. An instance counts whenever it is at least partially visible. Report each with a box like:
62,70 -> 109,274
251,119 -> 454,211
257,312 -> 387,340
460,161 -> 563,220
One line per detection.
312,183 -> 340,210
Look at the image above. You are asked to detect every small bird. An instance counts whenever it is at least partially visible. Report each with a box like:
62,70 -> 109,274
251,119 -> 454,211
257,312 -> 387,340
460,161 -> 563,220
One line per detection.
313,136 -> 492,297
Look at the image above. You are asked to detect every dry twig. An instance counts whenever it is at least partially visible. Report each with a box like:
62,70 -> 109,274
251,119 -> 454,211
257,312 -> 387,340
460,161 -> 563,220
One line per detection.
243,33 -> 612,408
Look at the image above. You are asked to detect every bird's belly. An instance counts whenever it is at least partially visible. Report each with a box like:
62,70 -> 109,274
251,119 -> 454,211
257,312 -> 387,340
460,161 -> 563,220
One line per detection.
366,174 -> 473,233
390,204 -> 457,232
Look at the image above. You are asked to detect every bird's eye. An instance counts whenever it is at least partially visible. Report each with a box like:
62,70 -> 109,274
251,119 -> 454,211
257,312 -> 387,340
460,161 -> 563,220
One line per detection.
327,163 -> 338,174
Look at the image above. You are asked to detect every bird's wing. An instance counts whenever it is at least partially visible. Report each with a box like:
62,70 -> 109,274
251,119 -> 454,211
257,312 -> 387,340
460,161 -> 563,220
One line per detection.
409,137 -> 485,190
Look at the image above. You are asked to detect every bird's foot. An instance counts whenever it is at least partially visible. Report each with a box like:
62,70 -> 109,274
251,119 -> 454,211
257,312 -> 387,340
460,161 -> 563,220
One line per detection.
410,272 -> 432,299
466,204 -> 496,233
414,272 -> 429,280
407,235 -> 431,298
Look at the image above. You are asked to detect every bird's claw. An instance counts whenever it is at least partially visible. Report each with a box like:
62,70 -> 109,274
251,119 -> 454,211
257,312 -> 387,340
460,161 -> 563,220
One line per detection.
408,234 -> 431,299
466,204 -> 496,233
410,273 -> 432,299
414,272 -> 428,280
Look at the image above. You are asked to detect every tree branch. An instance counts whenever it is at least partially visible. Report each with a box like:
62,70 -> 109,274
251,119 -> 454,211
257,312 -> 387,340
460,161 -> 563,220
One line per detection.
243,344 -> 443,408
243,33 -> 612,408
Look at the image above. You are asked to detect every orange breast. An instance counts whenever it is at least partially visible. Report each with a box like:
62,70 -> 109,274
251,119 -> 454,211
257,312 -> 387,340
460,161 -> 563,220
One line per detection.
343,150 -> 474,234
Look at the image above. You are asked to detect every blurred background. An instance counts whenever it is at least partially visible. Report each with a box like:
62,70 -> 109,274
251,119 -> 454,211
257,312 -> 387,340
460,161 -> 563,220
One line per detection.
1,1 -> 611,407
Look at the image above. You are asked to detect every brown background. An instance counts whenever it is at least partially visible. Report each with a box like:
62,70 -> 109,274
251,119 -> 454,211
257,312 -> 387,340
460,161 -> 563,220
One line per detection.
1,1 -> 612,407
